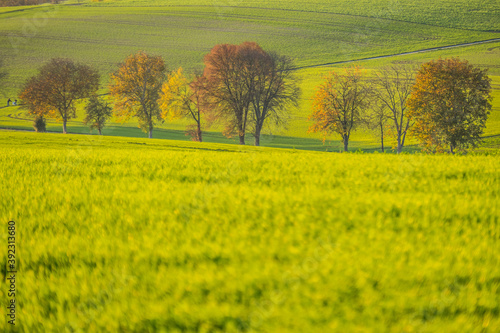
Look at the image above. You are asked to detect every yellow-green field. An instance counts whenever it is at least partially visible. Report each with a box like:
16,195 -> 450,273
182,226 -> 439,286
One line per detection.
0,131 -> 499,332
1,1 -> 500,331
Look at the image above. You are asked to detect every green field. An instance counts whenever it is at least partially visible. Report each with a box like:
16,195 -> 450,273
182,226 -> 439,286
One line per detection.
0,0 -> 499,150
0,131 -> 499,332
1,2 -> 500,331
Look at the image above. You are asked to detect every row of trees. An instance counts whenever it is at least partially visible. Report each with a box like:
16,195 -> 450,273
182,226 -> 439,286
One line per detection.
20,42 -> 299,146
17,43 -> 492,153
309,59 -> 492,153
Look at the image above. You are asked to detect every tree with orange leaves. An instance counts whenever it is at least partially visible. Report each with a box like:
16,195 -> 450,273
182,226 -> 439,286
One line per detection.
109,51 -> 166,139
159,67 -> 207,142
407,58 -> 492,154
18,58 -> 99,134
309,67 -> 371,152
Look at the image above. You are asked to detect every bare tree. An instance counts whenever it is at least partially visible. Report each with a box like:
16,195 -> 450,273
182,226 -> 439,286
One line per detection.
248,52 -> 300,146
367,100 -> 391,152
203,42 -> 299,146
203,42 -> 255,145
371,64 -> 416,153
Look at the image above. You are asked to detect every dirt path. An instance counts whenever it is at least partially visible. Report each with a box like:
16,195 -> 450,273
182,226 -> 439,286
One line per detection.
292,38 -> 500,70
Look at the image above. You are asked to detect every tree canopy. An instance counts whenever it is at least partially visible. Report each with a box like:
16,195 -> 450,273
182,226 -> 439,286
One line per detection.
371,64 -> 416,153
18,58 -> 99,134
203,42 -> 255,145
159,67 -> 206,142
407,58 -> 492,153
109,51 -> 166,139
309,67 -> 370,152
84,95 -> 113,135
203,42 -> 299,145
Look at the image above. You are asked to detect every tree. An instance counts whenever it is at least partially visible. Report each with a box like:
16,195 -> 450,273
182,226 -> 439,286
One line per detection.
203,42 -> 254,145
407,58 -> 492,154
371,64 -> 416,153
248,52 -> 300,146
84,95 -> 112,135
159,68 -> 206,142
109,51 -> 166,139
33,116 -> 46,133
367,101 -> 391,152
18,58 -> 99,133
203,42 -> 299,146
308,67 -> 370,152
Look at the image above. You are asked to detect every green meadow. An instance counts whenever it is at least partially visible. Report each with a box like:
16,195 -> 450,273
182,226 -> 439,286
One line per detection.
1,131 -> 499,332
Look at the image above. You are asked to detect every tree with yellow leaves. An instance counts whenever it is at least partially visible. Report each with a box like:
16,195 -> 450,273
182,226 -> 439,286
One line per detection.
159,68 -> 207,142
309,67 -> 371,152
109,51 -> 166,138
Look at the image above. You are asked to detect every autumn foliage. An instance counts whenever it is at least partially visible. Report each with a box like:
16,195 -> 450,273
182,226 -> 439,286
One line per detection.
407,58 -> 492,153
159,68 -> 207,142
18,58 -> 99,134
109,51 -> 166,138
309,67 -> 370,152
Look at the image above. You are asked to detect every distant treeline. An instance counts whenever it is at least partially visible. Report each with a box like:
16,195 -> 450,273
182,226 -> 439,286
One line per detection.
0,0 -> 59,7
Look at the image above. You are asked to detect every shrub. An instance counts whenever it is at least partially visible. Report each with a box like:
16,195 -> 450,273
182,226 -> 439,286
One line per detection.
33,116 -> 46,132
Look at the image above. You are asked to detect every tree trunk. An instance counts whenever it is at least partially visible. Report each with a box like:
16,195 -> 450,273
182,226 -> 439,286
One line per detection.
148,127 -> 153,139
397,137 -> 402,154
62,119 -> 67,134
98,128 -> 102,135
380,124 -> 384,153
197,124 -> 202,142
343,135 -> 349,152
239,134 -> 245,145
450,143 -> 455,154
254,125 -> 262,146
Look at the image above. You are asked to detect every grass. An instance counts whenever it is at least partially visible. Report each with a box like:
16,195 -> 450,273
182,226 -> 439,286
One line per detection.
0,131 -> 499,332
79,0 -> 500,32
0,1 -> 497,94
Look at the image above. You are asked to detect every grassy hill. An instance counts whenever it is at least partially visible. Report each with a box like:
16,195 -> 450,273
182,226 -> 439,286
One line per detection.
1,131 -> 499,332
0,0 -> 498,150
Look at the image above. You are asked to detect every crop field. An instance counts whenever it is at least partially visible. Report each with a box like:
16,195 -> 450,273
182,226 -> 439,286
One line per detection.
1,1 -> 500,331
0,131 -> 499,332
